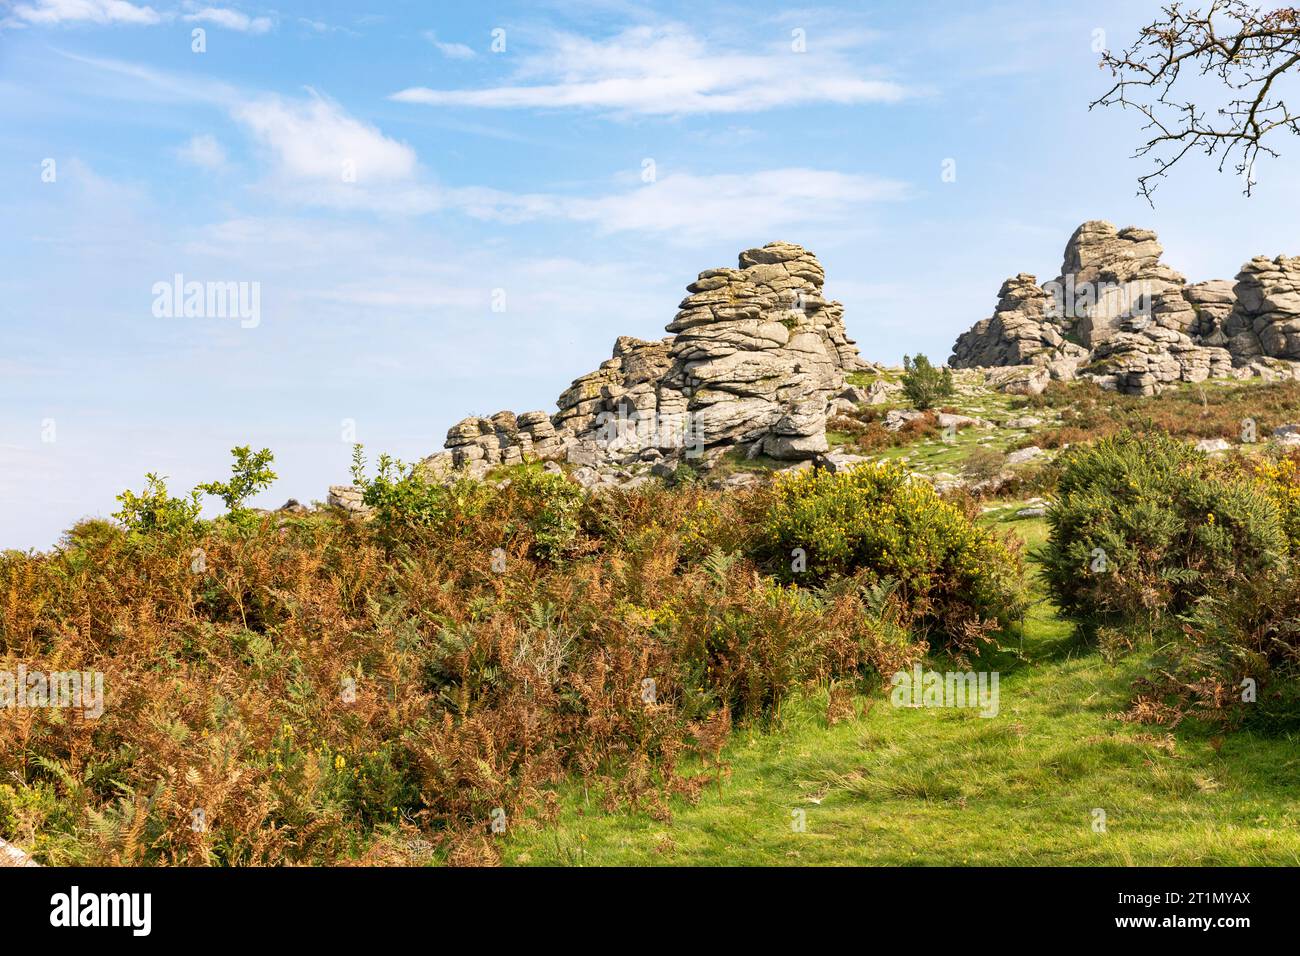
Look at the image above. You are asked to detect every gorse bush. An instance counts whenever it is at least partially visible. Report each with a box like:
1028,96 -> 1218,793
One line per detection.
1253,450 -> 1300,553
1040,431 -> 1286,631
900,353 -> 954,410
1119,450 -> 1300,732
350,447 -> 584,561
507,470 -> 585,561
754,461 -> 1026,647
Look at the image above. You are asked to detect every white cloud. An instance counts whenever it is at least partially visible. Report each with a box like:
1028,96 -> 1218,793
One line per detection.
6,0 -> 161,27
422,30 -> 475,60
392,24 -> 909,115
231,91 -> 418,183
183,7 -> 272,34
175,133 -> 227,169
219,163 -> 901,241
298,17 -> 354,36
569,169 -> 904,239
449,169 -> 905,243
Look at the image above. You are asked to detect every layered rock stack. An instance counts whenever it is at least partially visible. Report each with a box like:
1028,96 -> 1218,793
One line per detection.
950,273 -> 1081,370
1056,223 -> 1188,346
326,485 -> 370,514
950,220 -> 1300,395
1185,280 -> 1235,345
421,242 -> 867,482
1224,256 -> 1300,362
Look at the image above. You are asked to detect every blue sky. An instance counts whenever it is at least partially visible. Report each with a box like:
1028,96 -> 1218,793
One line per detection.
3,0 -> 1298,549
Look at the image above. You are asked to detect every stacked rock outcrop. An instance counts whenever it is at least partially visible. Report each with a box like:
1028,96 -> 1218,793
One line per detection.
421,242 -> 867,481
1184,280 -> 1235,345
1224,256 -> 1300,362
950,273 -> 1083,369
950,220 -> 1300,395
1055,223 -> 1188,346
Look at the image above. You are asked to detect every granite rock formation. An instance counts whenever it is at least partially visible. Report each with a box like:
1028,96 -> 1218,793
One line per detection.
422,242 -> 867,481
950,220 -> 1300,395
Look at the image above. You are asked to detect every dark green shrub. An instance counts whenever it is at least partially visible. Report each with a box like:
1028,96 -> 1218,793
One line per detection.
498,466 -> 585,561
1039,431 -> 1286,630
901,353 -> 954,410
753,460 -> 1026,644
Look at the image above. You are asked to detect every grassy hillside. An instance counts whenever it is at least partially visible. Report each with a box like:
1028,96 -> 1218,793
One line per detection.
503,512 -> 1300,866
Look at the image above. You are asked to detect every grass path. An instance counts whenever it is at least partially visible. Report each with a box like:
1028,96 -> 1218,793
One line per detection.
502,511 -> 1300,866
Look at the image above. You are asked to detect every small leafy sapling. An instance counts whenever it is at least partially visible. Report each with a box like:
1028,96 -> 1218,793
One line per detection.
196,445 -> 277,523
113,473 -> 203,535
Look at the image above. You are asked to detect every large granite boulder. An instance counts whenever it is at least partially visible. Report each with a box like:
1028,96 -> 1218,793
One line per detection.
1224,256 -> 1300,361
1054,222 -> 1187,347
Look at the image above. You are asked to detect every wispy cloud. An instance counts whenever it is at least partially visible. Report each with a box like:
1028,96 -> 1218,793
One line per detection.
183,7 -> 273,34
55,49 -> 240,104
5,1 -> 274,32
449,169 -> 905,243
422,30 -> 475,60
232,91 -> 418,183
391,24 -> 910,115
297,17 -> 355,37
5,0 -> 161,27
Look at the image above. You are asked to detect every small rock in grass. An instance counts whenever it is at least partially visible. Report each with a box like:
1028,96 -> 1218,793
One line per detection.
1004,446 -> 1044,466
1004,416 -> 1042,429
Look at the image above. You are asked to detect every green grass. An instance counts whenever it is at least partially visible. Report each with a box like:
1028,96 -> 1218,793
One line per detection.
500,510 -> 1300,866
876,425 -> 1007,473
826,369 -> 1065,479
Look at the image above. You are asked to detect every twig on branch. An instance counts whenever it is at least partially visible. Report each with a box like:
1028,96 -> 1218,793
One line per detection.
1091,1 -> 1300,203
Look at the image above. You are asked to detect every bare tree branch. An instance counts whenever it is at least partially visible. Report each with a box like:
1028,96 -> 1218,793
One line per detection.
1091,1 -> 1300,203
